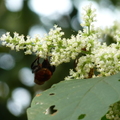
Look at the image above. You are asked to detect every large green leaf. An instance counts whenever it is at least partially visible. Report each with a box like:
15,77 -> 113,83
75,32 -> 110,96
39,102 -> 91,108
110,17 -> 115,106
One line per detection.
27,73 -> 120,120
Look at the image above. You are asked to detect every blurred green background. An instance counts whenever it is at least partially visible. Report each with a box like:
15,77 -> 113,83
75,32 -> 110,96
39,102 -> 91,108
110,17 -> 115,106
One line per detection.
0,0 -> 120,119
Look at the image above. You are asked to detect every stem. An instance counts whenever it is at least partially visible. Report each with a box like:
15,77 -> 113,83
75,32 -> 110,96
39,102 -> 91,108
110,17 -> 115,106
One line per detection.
81,50 -> 91,55
88,24 -> 91,35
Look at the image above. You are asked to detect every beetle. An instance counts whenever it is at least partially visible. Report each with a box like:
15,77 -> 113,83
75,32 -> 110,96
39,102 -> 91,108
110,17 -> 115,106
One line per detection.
31,57 -> 55,85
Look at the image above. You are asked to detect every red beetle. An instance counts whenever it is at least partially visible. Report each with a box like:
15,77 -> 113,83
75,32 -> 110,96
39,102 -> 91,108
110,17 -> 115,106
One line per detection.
31,57 -> 55,85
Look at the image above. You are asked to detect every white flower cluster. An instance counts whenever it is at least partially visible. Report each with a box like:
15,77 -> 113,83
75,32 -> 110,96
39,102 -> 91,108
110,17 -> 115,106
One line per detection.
82,4 -> 96,25
93,44 -> 120,77
106,101 -> 120,120
0,25 -> 65,65
1,4 -> 120,119
81,4 -> 97,35
1,4 -> 120,80
65,54 -> 95,80
1,32 -> 25,51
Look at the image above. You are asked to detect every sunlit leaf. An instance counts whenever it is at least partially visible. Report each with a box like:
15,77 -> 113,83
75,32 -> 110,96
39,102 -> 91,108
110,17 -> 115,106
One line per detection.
27,73 -> 120,120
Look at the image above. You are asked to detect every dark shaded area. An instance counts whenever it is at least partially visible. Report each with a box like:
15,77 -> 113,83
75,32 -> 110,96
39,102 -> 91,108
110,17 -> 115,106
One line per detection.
78,114 -> 86,120
0,0 -> 118,120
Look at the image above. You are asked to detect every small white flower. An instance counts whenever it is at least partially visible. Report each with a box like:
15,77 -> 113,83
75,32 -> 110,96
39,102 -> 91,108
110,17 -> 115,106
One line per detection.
24,50 -> 32,55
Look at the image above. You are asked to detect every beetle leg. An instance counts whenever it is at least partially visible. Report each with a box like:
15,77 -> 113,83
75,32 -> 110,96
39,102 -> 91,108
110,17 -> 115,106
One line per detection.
31,57 -> 41,73
31,57 -> 39,69
31,59 -> 35,69
50,65 -> 55,73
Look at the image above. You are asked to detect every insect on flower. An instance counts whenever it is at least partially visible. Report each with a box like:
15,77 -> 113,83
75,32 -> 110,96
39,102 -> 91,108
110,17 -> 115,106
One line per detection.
31,57 -> 55,85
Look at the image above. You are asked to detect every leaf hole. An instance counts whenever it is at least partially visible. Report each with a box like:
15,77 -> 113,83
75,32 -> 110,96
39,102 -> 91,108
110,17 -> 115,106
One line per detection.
78,114 -> 86,120
49,93 -> 55,95
48,105 -> 57,115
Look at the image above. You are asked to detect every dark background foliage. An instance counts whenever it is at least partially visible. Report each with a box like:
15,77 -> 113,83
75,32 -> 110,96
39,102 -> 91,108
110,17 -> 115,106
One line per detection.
0,0 -> 119,119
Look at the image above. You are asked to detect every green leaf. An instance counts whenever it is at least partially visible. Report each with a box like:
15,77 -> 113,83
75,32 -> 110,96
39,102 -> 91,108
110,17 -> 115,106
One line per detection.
27,73 -> 120,120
